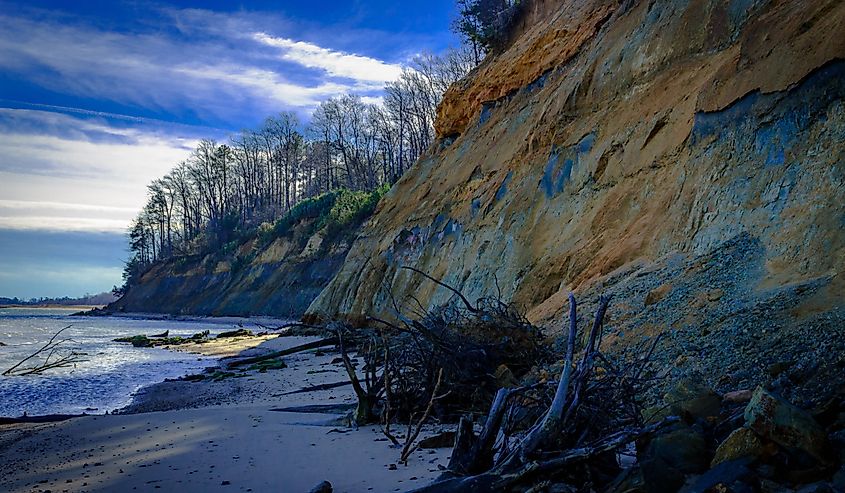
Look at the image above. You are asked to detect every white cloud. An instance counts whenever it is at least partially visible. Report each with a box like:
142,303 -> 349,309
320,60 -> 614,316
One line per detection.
253,32 -> 404,84
0,216 -> 130,233
0,109 -> 199,232
0,10 -> 404,119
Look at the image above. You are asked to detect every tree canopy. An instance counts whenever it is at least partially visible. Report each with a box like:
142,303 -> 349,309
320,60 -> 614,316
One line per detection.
116,49 -> 474,296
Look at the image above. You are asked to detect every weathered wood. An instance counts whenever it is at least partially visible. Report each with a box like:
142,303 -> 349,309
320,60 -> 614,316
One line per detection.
0,414 -> 85,425
226,337 -> 337,368
446,416 -> 477,474
470,387 -> 511,472
3,325 -> 86,376
501,293 -> 579,466
401,368 -> 446,463
278,380 -> 351,396
338,329 -> 376,425
412,417 -> 679,493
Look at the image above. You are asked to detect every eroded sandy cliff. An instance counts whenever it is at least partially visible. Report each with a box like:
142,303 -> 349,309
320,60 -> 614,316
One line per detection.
307,0 -> 845,394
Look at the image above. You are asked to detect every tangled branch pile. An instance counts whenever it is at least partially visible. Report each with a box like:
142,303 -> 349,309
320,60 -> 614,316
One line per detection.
325,268 -> 671,489
337,266 -> 546,427
411,294 -> 673,492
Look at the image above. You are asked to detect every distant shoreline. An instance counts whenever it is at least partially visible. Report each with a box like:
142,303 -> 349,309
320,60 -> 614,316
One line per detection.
0,304 -> 106,310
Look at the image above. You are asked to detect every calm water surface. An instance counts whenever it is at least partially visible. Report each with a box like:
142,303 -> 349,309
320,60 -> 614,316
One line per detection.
0,308 -> 252,417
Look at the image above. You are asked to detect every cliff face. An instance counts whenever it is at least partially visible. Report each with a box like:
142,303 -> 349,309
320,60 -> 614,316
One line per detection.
307,0 -> 845,392
110,220 -> 353,318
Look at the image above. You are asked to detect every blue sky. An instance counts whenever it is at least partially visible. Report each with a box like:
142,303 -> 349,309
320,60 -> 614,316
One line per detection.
0,0 -> 459,298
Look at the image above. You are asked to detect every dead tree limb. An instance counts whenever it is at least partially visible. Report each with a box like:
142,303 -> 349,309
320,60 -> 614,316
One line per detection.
3,325 -> 87,376
410,416 -> 678,493
226,337 -> 337,368
401,266 -> 479,313
506,293 -> 578,463
400,368 -> 446,463
338,329 -> 382,425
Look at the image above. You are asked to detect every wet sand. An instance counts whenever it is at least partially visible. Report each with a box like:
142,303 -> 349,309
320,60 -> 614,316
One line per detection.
0,335 -> 452,492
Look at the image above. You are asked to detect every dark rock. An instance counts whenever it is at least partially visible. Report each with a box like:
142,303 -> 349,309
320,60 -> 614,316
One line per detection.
663,379 -> 721,421
418,431 -> 456,449
644,284 -> 672,306
831,465 -> 845,492
308,481 -> 332,493
493,364 -> 519,388
744,387 -> 831,463
711,427 -> 776,467
641,424 -> 708,493
795,482 -> 834,493
682,457 -> 754,493
217,328 -> 252,339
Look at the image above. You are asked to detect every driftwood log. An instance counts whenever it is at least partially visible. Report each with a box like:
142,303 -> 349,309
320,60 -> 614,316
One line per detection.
226,337 -> 337,368
410,293 -> 672,492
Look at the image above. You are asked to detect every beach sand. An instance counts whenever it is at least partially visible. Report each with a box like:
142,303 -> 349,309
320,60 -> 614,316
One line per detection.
0,335 -> 453,492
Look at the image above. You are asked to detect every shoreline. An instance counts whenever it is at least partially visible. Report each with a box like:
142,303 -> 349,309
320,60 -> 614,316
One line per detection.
0,326 -> 453,492
78,309 -> 297,327
0,304 -> 105,310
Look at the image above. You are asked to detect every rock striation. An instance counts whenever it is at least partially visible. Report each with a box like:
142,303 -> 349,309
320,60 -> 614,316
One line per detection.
307,0 -> 845,398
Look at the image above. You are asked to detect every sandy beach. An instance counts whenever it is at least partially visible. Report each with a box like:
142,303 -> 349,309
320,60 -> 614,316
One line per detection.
0,334 -> 453,492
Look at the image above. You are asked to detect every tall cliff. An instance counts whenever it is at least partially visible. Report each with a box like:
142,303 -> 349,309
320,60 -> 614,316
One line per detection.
307,0 -> 845,394
110,188 -> 386,318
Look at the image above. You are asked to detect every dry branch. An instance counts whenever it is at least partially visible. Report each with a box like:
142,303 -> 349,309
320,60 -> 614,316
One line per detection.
408,292 -> 666,492
3,325 -> 87,376
400,368 -> 446,463
226,337 -> 337,368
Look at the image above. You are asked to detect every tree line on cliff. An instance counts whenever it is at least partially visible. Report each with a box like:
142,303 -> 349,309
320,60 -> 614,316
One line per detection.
117,0 -> 524,296
116,50 -> 474,296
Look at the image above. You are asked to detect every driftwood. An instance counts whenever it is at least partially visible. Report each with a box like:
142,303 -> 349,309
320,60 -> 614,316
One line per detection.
278,380 -> 351,396
226,337 -> 338,368
413,417 -> 678,492
410,293 -> 668,492
400,368 -> 447,463
255,321 -> 327,334
0,413 -> 87,425
3,325 -> 87,376
337,327 -> 385,425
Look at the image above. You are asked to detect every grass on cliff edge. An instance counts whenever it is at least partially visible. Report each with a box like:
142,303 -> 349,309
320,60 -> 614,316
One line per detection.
256,184 -> 390,249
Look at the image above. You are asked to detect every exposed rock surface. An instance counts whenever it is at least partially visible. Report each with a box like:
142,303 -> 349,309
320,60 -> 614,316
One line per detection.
307,0 -> 845,401
110,220 -> 352,318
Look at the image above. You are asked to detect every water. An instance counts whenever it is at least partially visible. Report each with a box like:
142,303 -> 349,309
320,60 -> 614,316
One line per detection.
0,308 -> 252,417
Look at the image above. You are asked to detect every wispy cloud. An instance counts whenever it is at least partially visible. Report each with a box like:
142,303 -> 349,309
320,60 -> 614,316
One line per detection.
0,109 -> 199,232
253,32 -> 404,85
0,7 -> 408,122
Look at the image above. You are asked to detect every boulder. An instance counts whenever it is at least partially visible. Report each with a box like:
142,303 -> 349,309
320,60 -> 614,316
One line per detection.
723,389 -> 754,404
744,387 -> 831,463
493,364 -> 519,388
663,379 -> 722,421
418,431 -> 456,449
711,427 -> 776,467
308,481 -> 332,493
640,424 -> 708,493
682,457 -> 754,493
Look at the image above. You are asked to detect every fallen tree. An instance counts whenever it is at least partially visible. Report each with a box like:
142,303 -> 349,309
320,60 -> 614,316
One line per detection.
409,293 -> 671,492
3,325 -> 87,376
226,337 -> 338,368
